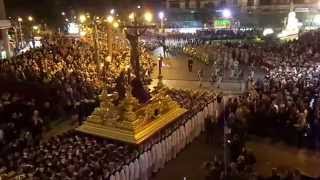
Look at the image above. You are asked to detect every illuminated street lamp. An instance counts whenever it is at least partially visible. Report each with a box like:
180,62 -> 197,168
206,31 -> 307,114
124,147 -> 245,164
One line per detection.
129,12 -> 135,21
158,11 -> 164,20
17,17 -> 23,48
110,9 -> 115,15
144,12 -> 153,23
79,14 -> 86,23
222,9 -> 232,18
107,15 -> 114,23
158,11 -> 165,33
28,16 -> 33,22
61,12 -> 66,16
32,25 -> 39,30
113,22 -> 119,28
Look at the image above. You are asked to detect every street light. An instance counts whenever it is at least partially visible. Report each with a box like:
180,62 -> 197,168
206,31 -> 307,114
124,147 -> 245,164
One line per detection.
222,9 -> 232,18
79,14 -> 86,23
17,17 -> 23,49
144,12 -> 153,23
61,12 -> 66,16
158,11 -> 165,33
32,25 -> 39,30
110,9 -> 115,15
113,22 -> 119,28
28,16 -> 33,22
158,11 -> 164,20
129,12 -> 135,21
107,15 -> 114,23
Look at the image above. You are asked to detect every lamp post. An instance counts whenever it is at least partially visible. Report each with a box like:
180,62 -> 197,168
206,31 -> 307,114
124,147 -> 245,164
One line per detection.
18,17 -> 23,49
106,15 -> 114,61
158,11 -> 164,33
0,0 -> 11,58
158,11 -> 166,58
28,16 -> 35,48
158,56 -> 164,88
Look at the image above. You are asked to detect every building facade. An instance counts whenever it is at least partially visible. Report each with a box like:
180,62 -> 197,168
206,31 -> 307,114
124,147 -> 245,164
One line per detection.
0,0 -> 11,59
165,0 -> 320,28
165,0 -> 319,11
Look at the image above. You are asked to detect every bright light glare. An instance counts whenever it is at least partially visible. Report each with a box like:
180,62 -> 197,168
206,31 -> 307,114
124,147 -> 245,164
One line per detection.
80,31 -> 87,37
222,9 -> 232,18
79,15 -> 86,23
263,28 -> 274,36
28,16 -> 33,21
18,17 -> 23,22
32,26 -> 39,30
113,22 -> 119,28
129,13 -> 135,21
110,9 -> 115,15
107,15 -> 114,23
68,23 -> 80,34
158,11 -> 164,20
144,12 -> 153,22
61,12 -> 66,16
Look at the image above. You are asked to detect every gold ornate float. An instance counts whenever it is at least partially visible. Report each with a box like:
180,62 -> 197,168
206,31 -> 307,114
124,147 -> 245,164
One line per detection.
76,89 -> 187,144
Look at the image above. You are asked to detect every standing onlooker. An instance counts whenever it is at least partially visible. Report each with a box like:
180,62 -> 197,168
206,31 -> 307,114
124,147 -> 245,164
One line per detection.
188,58 -> 193,72
198,69 -> 204,87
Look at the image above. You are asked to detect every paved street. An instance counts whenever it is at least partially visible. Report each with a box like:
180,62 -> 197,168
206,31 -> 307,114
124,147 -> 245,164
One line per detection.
150,50 -> 320,179
150,52 -> 245,94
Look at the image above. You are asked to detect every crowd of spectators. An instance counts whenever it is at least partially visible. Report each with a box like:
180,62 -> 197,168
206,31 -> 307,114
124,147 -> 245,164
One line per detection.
0,88 -> 216,179
0,35 -> 155,166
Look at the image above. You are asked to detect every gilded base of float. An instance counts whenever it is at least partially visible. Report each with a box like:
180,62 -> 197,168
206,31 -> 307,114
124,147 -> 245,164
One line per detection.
76,89 -> 187,144
77,107 -> 186,144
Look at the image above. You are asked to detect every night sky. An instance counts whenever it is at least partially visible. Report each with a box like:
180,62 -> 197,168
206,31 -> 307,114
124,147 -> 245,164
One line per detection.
4,0 -> 163,26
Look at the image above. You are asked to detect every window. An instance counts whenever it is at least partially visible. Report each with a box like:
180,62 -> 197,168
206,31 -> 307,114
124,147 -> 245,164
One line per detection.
185,0 -> 190,8
169,0 -> 180,8
247,0 -> 254,6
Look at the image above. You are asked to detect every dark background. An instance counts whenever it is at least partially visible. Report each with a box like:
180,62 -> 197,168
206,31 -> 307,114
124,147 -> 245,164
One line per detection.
4,0 -> 163,27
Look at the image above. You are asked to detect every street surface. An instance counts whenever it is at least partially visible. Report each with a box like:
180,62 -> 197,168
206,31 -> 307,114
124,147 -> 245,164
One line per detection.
150,48 -> 320,179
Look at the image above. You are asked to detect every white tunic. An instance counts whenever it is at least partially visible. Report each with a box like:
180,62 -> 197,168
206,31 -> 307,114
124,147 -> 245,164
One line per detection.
186,120 -> 191,145
155,142 -> 161,172
201,110 -> 205,133
134,159 -> 140,180
129,162 -> 135,180
165,137 -> 170,163
115,171 -> 120,180
167,134 -> 172,161
204,106 -> 209,119
120,169 -> 126,180
110,175 -> 116,180
182,125 -> 186,149
160,140 -> 165,168
139,153 -> 147,180
146,150 -> 152,178
123,165 -> 130,180
151,144 -> 157,173
172,131 -> 177,159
